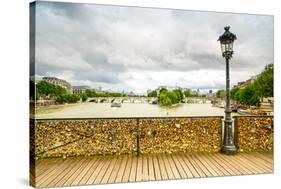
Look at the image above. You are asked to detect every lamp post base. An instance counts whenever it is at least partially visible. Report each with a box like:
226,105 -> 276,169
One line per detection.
221,145 -> 237,155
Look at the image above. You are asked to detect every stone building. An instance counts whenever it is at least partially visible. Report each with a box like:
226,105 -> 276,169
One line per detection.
42,77 -> 72,92
72,85 -> 91,94
233,75 -> 258,89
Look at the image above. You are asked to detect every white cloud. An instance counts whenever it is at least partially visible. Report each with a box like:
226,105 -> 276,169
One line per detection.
34,2 -> 273,94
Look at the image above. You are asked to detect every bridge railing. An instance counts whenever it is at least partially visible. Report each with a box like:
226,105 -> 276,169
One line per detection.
31,116 -> 223,159
32,118 -> 137,158
233,115 -> 273,152
30,115 -> 273,159
138,117 -> 222,154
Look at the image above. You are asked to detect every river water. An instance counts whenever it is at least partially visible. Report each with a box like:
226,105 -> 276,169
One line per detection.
35,102 -> 231,119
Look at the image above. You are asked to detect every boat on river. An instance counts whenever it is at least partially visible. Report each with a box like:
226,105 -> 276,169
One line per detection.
111,102 -> 122,107
237,109 -> 252,115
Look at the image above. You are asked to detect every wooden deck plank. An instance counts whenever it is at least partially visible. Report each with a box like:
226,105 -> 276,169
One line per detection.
171,154 -> 188,179
239,153 -> 272,172
234,154 -> 266,174
202,153 -> 232,176
86,157 -> 108,184
36,158 -> 60,177
129,156 -> 138,182
184,153 -> 206,177
47,158 -> 83,187
148,155 -> 156,180
78,157 -> 101,185
194,153 -> 220,177
35,152 -> 273,188
142,156 -> 149,181
107,156 -> 122,184
64,158 -> 93,186
255,152 -> 273,163
152,154 -> 162,180
36,158 -> 74,187
160,154 -> 175,179
189,153 -> 213,177
175,153 -> 194,178
71,157 -> 99,186
157,154 -> 169,180
57,158 -> 89,187
115,155 -> 128,183
218,153 -> 254,175
36,158 -> 70,184
245,153 -> 273,170
135,157 -> 143,182
101,157 -> 118,184
213,153 -> 244,175
178,153 -> 200,178
167,154 -> 181,179
214,153 -> 244,175
122,155 -> 133,182
205,153 -> 236,175
94,157 -> 113,184
219,153 -> 251,175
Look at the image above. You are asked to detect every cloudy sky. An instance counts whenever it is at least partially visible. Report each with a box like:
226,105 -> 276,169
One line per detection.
34,1 -> 273,94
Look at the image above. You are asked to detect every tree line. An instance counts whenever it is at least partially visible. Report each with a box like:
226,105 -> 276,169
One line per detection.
84,89 -> 124,98
217,64 -> 273,106
35,81 -> 130,104
149,88 -> 205,106
36,81 -> 82,103
148,88 -> 202,98
158,88 -> 184,106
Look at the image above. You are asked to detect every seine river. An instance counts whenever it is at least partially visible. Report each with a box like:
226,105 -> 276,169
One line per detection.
35,102 -> 231,119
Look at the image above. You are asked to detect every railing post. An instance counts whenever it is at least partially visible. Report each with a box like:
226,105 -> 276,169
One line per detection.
136,118 -> 140,157
221,118 -> 224,145
234,116 -> 239,150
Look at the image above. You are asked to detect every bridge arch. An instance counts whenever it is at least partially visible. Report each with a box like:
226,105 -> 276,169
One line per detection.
100,98 -> 107,103
121,98 -> 130,103
89,99 -> 97,103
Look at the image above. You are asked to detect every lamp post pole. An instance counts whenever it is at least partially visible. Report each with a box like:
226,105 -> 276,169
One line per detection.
218,26 -> 237,155
221,57 -> 237,154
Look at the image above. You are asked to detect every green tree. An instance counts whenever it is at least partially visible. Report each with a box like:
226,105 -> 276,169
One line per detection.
167,91 -> 179,104
85,89 -> 96,97
159,91 -> 171,106
147,90 -> 157,97
253,64 -> 273,99
216,89 -> 226,99
230,87 -> 239,100
57,94 -> 80,103
36,81 -> 67,99
159,88 -> 168,94
239,85 -> 259,106
234,89 -> 241,101
184,89 -> 192,97
79,93 -> 88,102
173,89 -> 184,102
158,89 -> 181,106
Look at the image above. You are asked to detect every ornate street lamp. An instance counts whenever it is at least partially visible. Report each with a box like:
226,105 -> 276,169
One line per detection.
218,26 -> 237,155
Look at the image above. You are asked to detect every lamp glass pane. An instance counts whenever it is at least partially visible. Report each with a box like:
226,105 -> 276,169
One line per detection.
220,43 -> 226,53
226,43 -> 229,51
229,42 -> 233,52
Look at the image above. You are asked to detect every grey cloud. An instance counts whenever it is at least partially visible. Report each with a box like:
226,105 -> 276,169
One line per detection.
34,2 -> 273,94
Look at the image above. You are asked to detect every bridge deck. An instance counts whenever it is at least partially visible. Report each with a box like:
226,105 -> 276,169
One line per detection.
34,152 -> 273,188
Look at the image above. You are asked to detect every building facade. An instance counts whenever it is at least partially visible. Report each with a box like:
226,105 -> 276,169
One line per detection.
72,86 -> 91,94
42,77 -> 72,92
234,75 -> 258,89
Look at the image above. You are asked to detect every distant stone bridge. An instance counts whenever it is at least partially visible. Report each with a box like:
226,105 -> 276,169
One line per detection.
87,97 -> 157,103
183,97 -> 210,104
87,97 -> 211,104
